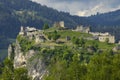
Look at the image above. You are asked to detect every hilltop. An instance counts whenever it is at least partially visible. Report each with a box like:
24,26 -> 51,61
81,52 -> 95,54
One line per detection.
0,24 -> 119,79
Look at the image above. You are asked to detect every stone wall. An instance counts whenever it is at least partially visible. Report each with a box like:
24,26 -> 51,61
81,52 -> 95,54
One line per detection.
89,32 -> 109,36
75,25 -> 90,33
19,26 -> 46,43
99,35 -> 115,43
53,21 -> 65,28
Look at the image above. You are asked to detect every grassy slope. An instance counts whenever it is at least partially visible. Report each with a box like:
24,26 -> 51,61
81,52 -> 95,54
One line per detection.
86,40 -> 115,50
45,27 -> 92,38
58,30 -> 92,38
45,27 -> 115,50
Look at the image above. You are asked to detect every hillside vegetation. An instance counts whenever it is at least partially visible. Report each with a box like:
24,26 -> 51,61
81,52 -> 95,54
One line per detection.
0,27 -> 119,80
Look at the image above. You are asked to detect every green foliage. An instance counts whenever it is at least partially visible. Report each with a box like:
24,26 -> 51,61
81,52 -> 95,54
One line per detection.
85,40 -> 115,51
43,23 -> 49,30
17,35 -> 35,53
1,58 -> 14,80
14,68 -> 31,80
86,52 -> 116,80
52,30 -> 60,41
0,58 -> 31,80
48,35 -> 52,40
92,41 -> 98,49
47,30 -> 60,41
53,34 -> 60,41
43,47 -> 88,80
72,36 -> 79,44
72,37 -> 85,47
57,30 -> 92,38
43,48 -> 120,80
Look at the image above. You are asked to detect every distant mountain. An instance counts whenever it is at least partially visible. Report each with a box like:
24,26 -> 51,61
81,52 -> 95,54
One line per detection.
88,10 -> 120,27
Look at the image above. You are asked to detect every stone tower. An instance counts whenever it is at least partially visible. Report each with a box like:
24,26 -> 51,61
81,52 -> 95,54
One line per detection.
19,26 -> 25,35
75,25 -> 90,33
59,21 -> 64,28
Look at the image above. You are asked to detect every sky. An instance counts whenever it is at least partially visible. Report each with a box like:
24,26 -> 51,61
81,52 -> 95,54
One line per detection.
32,0 -> 120,16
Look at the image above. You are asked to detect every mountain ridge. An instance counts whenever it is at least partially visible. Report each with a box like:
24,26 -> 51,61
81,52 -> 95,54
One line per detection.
88,9 -> 120,26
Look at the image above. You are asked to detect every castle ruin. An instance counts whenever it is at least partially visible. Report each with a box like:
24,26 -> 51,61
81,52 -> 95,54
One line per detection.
89,32 -> 109,36
89,32 -> 115,43
99,35 -> 115,43
53,21 -> 65,28
74,25 -> 90,33
19,26 -> 46,43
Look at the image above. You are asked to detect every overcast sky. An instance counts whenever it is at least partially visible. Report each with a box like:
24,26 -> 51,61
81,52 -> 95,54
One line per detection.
32,0 -> 120,16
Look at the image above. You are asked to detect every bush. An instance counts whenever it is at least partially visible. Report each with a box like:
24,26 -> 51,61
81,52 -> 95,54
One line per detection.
17,35 -> 35,53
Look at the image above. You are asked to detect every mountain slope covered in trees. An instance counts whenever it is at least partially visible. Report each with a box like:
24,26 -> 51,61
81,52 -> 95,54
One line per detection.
88,10 -> 120,27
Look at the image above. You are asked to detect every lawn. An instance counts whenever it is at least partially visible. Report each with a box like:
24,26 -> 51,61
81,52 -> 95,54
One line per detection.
85,40 -> 115,50
57,30 -> 92,38
44,27 -> 116,51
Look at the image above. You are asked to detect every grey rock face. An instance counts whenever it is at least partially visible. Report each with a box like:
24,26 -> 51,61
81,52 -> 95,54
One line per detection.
9,40 -> 47,80
27,57 -> 47,80
8,44 -> 15,60
14,40 -> 26,68
8,44 -> 12,59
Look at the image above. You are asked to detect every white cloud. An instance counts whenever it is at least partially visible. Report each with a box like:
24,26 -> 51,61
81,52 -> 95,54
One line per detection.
76,10 -> 87,16
32,0 -> 120,16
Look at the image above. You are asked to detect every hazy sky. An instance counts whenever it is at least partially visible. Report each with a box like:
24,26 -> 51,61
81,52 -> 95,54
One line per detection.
32,0 -> 120,16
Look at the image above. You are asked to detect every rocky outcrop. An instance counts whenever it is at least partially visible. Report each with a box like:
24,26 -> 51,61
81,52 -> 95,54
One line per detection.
27,57 -> 48,80
8,44 -> 15,60
13,40 -> 26,68
8,40 -> 47,80
8,44 -> 13,59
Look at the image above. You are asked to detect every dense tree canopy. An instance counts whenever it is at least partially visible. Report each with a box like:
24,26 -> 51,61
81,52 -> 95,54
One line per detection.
0,58 -> 31,80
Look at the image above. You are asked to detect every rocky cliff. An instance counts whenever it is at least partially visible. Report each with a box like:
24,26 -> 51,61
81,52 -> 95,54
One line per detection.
8,40 -> 47,80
